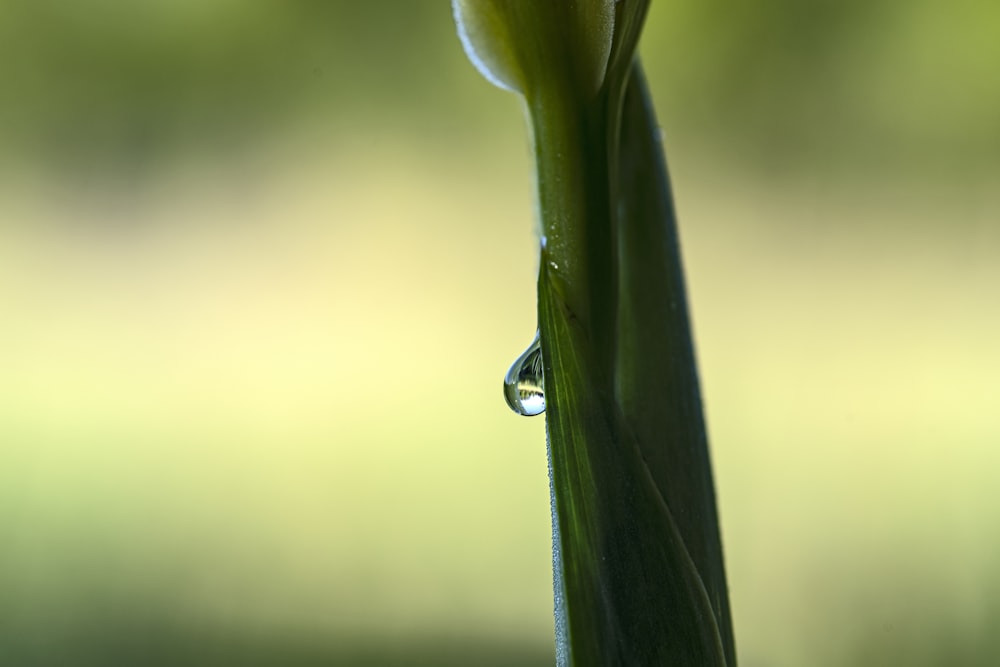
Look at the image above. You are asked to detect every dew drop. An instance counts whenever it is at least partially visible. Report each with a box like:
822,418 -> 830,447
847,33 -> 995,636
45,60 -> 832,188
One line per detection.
503,331 -> 545,416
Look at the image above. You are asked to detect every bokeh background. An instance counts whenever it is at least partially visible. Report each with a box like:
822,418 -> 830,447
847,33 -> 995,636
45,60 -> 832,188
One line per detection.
1,2 -> 998,665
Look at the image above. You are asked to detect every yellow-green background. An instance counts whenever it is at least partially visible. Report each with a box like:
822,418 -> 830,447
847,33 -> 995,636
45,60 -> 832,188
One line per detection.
1,2 -> 998,665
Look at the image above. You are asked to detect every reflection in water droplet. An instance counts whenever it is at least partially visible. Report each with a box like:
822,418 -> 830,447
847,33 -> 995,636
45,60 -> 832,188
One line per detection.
504,331 -> 545,416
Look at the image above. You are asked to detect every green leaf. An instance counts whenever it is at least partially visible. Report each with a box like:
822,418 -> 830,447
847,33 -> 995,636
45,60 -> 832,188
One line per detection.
454,2 -> 735,664
540,251 -> 728,665
614,64 -> 737,664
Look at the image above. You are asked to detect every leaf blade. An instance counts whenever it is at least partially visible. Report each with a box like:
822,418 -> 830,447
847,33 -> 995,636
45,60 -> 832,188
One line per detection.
540,258 -> 728,665
614,64 -> 737,665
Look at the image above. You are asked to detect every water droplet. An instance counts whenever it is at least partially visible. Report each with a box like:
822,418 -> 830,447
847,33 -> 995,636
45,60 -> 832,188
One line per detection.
504,331 -> 545,416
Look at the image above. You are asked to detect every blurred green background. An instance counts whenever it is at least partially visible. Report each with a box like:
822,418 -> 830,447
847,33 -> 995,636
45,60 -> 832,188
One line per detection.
1,2 -> 998,665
